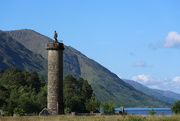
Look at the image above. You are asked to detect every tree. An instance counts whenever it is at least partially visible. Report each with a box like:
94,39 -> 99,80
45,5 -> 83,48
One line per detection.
101,100 -> 116,114
0,85 -> 9,107
0,67 -> 22,87
26,71 -> 41,92
0,67 -> 47,115
0,69 -> 4,78
63,75 -> 93,113
85,94 -> 100,113
2,99 -> 16,116
78,78 -> 93,100
36,85 -> 47,109
171,100 -> 180,114
149,108 -> 156,115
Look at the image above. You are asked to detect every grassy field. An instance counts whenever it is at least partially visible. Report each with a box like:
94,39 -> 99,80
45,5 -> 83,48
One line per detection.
1,115 -> 180,121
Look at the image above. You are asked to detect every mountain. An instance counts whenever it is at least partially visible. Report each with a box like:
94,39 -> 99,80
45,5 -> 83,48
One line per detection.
5,29 -> 50,59
153,89 -> 180,101
1,29 -> 170,107
0,31 -> 47,77
5,29 -> 81,78
123,79 -> 176,104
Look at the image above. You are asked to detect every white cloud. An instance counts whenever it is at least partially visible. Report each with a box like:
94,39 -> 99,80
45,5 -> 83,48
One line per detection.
134,62 -> 147,67
132,74 -> 153,83
172,76 -> 180,82
148,85 -> 160,90
132,75 -> 180,93
163,31 -> 180,48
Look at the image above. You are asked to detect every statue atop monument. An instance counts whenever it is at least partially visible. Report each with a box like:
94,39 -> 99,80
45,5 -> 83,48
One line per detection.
54,31 -> 58,43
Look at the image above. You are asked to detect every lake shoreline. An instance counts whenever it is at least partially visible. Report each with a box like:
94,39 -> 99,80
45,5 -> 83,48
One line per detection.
115,107 -> 172,115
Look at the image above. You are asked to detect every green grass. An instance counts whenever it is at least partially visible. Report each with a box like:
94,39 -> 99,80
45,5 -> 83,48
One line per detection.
1,115 -> 180,121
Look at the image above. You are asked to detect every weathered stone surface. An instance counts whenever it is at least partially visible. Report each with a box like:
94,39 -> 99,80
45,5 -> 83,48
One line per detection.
39,108 -> 51,116
47,42 -> 64,115
0,110 -> 3,116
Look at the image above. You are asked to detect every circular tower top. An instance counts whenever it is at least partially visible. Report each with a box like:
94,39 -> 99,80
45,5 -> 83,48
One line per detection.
47,42 -> 64,50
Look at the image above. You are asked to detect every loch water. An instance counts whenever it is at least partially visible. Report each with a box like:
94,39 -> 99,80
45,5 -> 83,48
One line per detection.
115,108 -> 172,115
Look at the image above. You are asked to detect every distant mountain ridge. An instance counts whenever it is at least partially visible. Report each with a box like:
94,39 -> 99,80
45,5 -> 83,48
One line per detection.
123,79 -> 179,104
153,89 -> 180,101
0,29 -> 171,107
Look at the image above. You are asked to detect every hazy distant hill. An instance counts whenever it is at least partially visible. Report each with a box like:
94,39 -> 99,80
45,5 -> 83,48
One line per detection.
123,79 -> 177,104
1,29 -> 170,107
153,89 -> 180,101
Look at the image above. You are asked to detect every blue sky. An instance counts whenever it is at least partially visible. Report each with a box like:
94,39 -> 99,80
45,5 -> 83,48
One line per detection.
1,0 -> 180,93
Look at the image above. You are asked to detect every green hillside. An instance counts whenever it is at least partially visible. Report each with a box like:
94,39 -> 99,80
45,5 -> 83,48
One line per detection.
0,31 -> 47,77
66,47 -> 170,107
2,29 -> 170,107
5,29 -> 50,59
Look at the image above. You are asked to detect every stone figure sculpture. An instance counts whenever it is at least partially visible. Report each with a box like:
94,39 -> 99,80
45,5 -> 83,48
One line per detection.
54,31 -> 58,42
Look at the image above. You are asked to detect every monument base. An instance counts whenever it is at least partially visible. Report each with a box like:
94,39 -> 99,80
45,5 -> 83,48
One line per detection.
39,108 -> 51,116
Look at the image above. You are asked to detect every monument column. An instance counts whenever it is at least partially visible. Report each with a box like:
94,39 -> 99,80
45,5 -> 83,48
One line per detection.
46,31 -> 64,114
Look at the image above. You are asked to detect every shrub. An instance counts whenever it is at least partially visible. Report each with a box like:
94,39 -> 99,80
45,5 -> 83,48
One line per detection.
13,108 -> 25,116
101,100 -> 116,114
149,109 -> 156,115
171,100 -> 180,114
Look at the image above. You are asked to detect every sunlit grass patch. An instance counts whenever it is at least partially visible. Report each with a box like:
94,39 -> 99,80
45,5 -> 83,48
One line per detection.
0,115 -> 180,121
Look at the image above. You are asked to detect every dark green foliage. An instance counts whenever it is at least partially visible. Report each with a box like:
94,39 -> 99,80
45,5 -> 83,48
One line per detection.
149,109 -> 156,115
13,108 -> 25,116
0,68 -> 95,115
0,85 -> 9,107
171,100 -> 180,114
0,67 -> 47,116
85,93 -> 101,113
63,75 -> 93,113
101,100 -> 116,114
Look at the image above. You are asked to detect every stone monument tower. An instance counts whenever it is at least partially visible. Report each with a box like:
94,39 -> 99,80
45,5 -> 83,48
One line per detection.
46,31 -> 64,114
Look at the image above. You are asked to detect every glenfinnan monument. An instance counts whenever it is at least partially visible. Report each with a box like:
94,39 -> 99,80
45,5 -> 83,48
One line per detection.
46,31 -> 64,115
